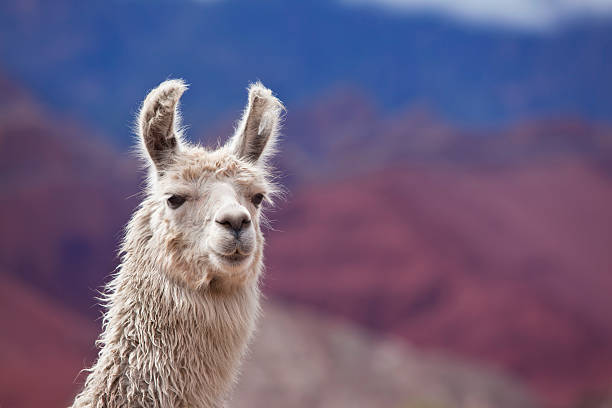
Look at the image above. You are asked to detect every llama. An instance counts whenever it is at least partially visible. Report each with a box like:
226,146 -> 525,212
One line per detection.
71,79 -> 284,408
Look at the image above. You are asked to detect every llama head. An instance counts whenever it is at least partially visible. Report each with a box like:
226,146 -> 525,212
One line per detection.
137,79 -> 283,290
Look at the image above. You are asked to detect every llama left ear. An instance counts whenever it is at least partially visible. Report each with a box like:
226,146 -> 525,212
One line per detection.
138,79 -> 188,170
230,82 -> 283,164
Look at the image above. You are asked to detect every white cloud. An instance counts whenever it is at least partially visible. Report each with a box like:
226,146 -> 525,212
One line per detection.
343,0 -> 612,30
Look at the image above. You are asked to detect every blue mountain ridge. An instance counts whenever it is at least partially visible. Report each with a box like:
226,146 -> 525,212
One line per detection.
1,0 -> 611,145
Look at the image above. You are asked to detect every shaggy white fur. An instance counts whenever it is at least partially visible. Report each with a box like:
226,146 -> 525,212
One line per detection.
71,79 -> 284,408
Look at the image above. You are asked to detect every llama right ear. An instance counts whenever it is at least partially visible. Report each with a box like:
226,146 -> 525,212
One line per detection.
138,79 -> 188,170
229,82 -> 283,164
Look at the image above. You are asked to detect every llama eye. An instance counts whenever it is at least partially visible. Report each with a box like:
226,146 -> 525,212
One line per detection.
251,193 -> 264,207
167,195 -> 186,209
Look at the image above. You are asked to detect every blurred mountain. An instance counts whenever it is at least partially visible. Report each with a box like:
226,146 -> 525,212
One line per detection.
0,72 -> 139,308
217,89 -> 612,406
2,74 -> 612,407
277,88 -> 612,182
1,0 -> 612,144
0,272 -> 539,408
265,159 -> 612,406
236,302 -> 537,408
0,273 -> 97,408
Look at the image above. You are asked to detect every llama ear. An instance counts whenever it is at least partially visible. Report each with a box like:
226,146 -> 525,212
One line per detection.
138,79 -> 188,170
230,82 -> 283,163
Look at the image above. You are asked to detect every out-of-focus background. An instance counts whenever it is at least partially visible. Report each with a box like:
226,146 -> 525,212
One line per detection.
1,1 -> 612,407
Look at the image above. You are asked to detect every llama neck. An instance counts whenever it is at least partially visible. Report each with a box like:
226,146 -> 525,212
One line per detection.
72,209 -> 261,408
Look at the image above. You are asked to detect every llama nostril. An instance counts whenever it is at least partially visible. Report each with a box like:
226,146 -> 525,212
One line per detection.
215,211 -> 251,235
216,220 -> 232,228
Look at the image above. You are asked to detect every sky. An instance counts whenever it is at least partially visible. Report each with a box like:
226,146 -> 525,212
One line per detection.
343,0 -> 612,29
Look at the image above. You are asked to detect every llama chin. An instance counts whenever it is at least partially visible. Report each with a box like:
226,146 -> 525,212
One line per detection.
71,79 -> 284,408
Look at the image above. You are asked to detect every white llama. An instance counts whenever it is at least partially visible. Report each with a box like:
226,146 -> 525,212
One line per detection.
71,79 -> 284,408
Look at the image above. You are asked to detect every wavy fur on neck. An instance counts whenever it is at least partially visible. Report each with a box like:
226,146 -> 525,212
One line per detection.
71,204 -> 260,408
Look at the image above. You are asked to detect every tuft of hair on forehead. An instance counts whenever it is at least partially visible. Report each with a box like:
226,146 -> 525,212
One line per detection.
229,81 -> 285,166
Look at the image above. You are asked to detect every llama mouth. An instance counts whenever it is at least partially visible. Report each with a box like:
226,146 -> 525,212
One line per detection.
215,251 -> 250,266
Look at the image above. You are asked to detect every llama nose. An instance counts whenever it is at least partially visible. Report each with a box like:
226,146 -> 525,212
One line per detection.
215,209 -> 251,236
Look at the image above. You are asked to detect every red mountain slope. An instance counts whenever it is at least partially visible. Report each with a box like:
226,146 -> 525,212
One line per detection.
264,159 -> 612,406
3,78 -> 612,407
0,73 -> 139,311
0,274 -> 538,408
0,274 -> 97,408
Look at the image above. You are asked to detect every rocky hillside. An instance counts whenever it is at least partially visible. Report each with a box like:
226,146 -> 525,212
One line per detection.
265,159 -> 612,406
0,73 -> 139,308
0,274 -> 96,408
0,273 -> 538,408
237,303 -> 537,408
2,74 -> 612,407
